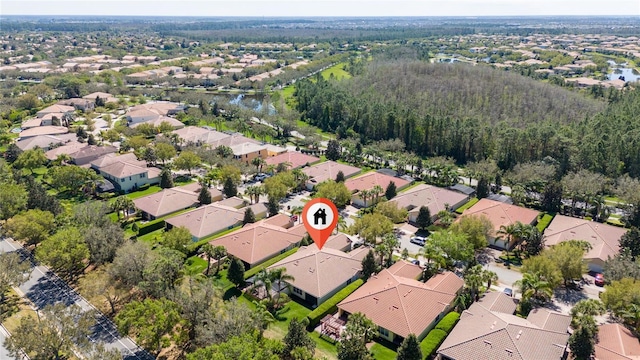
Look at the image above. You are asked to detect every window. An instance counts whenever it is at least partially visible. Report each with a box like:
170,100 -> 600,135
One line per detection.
129,177 -> 132,181
292,287 -> 303,295
120,178 -> 125,183
140,173 -> 145,178
379,327 -> 389,337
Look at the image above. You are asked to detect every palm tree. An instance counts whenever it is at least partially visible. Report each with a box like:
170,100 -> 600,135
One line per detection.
464,265 -> 485,301
420,242 -> 447,277
291,168 -> 308,191
112,195 -> 135,221
212,245 -> 227,275
482,269 -> 499,290
53,154 -> 71,166
269,267 -> 294,308
514,272 -> 553,304
371,185 -> 384,204
497,223 -> 519,267
336,216 -> 348,234
359,189 -> 371,208
252,300 -> 276,332
265,164 -> 277,175
245,185 -> 263,204
291,206 -> 303,224
200,244 -> 215,276
251,157 -> 266,173
251,269 -> 273,303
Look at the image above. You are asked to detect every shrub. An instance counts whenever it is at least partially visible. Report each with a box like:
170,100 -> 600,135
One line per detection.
307,279 -> 364,328
420,329 -> 448,359
137,219 -> 165,236
455,198 -> 479,214
138,183 -> 150,191
536,213 -> 554,232
434,312 -> 460,333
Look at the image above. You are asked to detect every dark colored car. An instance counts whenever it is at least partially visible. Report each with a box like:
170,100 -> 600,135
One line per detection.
503,288 -> 513,297
594,273 -> 604,287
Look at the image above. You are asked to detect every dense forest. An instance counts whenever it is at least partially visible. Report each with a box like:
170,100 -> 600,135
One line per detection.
295,60 -> 640,178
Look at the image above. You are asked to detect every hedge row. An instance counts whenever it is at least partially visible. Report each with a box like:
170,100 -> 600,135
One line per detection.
420,329 -> 448,359
434,312 -> 460,333
244,247 -> 299,280
536,213 -> 554,233
137,219 -> 166,236
420,311 -> 461,359
455,198 -> 479,214
307,279 -> 364,328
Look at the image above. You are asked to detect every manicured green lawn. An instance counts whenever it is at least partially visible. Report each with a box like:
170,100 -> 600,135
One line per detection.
184,255 -> 208,275
370,342 -> 397,359
137,228 -> 164,244
124,185 -> 162,200
320,63 -> 351,81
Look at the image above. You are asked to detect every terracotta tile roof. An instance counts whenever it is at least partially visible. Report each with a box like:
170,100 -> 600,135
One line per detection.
177,182 -> 223,199
21,118 -> 43,128
460,198 -> 540,233
267,245 -> 362,298
130,116 -> 184,129
166,203 -> 245,239
303,161 -> 361,185
438,292 -> 570,360
20,126 -> 70,138
90,153 -> 142,169
129,101 -> 182,116
70,145 -> 117,163
388,260 -> 423,280
217,197 -> 247,209
338,265 -> 462,339
345,172 -> 411,193
45,142 -> 89,160
475,291 -> 517,314
325,233 -> 355,251
16,134 -> 77,151
133,188 -> 199,218
390,184 -> 469,215
543,215 -> 627,264
172,126 -> 211,142
211,221 -> 303,265
263,213 -> 295,228
265,152 -> 321,169
595,323 -> 640,360
36,104 -> 74,116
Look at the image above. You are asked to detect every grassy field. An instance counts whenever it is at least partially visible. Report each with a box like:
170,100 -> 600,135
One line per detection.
320,63 -> 351,81
370,342 -> 397,359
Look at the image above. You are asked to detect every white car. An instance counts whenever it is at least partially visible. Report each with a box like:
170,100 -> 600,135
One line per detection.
409,236 -> 426,246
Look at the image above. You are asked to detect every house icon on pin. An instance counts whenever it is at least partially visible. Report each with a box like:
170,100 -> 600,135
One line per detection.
313,208 -> 327,225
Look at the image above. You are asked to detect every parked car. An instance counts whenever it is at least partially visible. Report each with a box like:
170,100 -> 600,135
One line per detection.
503,288 -> 513,297
594,273 -> 605,287
409,236 -> 426,246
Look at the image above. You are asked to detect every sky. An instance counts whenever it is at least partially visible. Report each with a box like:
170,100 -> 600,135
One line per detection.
2,0 -> 639,17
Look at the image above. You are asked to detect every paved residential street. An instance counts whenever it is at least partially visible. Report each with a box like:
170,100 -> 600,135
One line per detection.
0,237 -> 153,360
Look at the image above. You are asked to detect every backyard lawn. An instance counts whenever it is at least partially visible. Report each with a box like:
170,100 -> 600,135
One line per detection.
370,342 -> 398,359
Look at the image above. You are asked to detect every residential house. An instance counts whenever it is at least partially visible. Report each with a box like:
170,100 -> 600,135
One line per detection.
166,201 -> 267,241
15,133 -> 77,151
594,323 -> 640,360
302,161 -> 362,190
338,261 -> 463,343
93,153 -> 161,193
448,184 -> 476,198
133,182 -> 223,220
19,126 -> 70,139
36,104 -> 75,118
345,171 -> 412,207
264,144 -> 288,157
267,245 -> 368,306
211,218 -> 305,269
543,215 -> 627,273
69,145 -> 117,165
126,102 -> 185,125
129,116 -> 185,130
437,292 -> 570,360
83,92 -> 118,104
265,151 -> 321,169
58,98 -> 95,112
389,184 -> 469,223
459,199 -> 540,249
133,188 -> 199,221
231,142 -> 267,164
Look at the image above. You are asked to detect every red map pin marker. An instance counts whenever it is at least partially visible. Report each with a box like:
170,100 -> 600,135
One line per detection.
302,198 -> 339,250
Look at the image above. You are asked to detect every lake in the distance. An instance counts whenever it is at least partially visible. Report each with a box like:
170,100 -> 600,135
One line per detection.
607,60 -> 640,82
